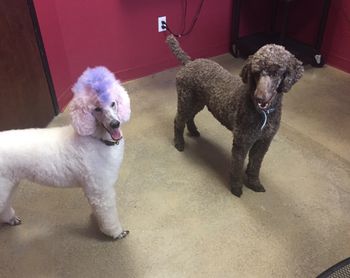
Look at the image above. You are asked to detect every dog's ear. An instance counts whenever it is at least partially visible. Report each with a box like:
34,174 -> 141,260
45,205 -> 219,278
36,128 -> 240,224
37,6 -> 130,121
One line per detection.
114,84 -> 131,123
69,95 -> 96,136
240,56 -> 253,84
280,56 -> 304,93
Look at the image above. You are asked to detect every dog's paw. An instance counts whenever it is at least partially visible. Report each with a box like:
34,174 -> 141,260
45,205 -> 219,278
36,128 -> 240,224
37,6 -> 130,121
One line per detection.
188,130 -> 200,137
245,181 -> 266,192
6,216 -> 22,226
114,230 -> 129,240
175,142 -> 184,152
231,187 -> 242,197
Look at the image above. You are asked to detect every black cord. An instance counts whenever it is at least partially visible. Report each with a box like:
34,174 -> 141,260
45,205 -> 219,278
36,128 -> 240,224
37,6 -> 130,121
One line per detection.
181,0 -> 187,35
164,0 -> 205,38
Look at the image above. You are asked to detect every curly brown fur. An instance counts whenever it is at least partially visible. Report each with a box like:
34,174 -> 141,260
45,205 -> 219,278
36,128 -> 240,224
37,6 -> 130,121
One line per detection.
166,35 -> 191,65
166,35 -> 304,197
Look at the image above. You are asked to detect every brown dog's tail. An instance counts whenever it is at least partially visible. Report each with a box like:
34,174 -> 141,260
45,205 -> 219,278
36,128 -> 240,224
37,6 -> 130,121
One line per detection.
166,35 -> 191,65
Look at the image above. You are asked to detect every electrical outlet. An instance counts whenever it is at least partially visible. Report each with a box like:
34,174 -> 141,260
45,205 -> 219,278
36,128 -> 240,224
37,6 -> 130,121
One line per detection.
158,16 -> 166,32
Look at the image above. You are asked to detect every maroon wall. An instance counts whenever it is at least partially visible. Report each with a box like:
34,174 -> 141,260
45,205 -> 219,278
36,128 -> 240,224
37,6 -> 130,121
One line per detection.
33,0 -> 350,110
322,0 -> 350,73
34,0 -> 233,110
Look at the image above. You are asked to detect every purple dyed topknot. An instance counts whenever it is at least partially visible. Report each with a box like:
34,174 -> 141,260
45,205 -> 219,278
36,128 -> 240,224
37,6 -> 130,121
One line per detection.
72,66 -> 117,105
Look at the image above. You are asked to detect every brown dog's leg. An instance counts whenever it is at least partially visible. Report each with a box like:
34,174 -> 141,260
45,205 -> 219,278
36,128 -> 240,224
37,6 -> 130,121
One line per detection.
174,87 -> 202,151
230,137 -> 253,197
186,118 -> 200,137
245,137 -> 273,192
186,103 -> 204,137
174,116 -> 186,151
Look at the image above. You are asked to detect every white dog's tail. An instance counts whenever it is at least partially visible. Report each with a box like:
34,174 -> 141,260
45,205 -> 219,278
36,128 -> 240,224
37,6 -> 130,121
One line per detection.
166,35 -> 191,65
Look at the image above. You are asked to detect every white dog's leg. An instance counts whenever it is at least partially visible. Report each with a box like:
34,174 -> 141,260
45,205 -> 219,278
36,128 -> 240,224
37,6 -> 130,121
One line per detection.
1,207 -> 21,225
83,185 -> 128,240
0,179 -> 21,226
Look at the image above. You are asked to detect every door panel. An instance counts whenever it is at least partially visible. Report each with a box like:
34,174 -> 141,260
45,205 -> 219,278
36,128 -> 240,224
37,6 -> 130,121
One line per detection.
0,0 -> 56,131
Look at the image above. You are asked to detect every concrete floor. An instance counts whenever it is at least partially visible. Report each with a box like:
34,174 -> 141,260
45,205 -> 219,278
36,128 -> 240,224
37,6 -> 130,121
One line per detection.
1,54 -> 350,278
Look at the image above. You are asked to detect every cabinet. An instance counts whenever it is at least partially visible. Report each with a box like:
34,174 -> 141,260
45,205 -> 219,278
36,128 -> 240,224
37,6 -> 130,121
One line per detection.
231,0 -> 331,67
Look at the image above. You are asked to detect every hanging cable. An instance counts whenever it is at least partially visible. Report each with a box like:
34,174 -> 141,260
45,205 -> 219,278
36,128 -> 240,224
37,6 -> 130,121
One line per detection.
180,0 -> 188,35
163,0 -> 205,38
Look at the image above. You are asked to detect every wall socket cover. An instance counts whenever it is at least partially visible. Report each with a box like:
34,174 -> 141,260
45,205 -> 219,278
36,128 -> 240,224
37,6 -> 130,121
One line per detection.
158,16 -> 166,32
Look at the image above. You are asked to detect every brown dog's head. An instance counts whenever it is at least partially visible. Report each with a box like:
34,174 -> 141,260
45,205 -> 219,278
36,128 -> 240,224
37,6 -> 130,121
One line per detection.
240,44 -> 304,111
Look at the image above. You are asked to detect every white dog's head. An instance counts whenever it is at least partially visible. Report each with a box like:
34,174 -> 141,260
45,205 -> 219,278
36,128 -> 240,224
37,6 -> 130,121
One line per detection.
69,66 -> 131,141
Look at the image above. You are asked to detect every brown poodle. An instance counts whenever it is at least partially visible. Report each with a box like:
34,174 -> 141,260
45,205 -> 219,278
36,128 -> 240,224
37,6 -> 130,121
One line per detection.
166,35 -> 304,197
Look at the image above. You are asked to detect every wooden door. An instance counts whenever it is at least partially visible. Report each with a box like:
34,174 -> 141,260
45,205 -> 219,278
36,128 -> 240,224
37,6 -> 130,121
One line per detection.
0,0 -> 57,131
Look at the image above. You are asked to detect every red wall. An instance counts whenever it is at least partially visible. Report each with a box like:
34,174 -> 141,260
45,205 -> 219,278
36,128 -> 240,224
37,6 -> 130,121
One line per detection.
34,0 -> 350,110
34,0 -> 233,110
322,0 -> 350,73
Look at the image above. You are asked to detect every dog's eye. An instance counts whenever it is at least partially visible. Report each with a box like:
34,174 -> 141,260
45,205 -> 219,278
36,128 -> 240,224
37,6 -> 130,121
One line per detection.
111,102 -> 116,108
94,107 -> 102,112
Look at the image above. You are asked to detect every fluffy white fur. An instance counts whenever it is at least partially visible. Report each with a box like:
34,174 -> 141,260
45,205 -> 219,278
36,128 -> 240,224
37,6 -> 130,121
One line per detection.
0,66 -> 131,240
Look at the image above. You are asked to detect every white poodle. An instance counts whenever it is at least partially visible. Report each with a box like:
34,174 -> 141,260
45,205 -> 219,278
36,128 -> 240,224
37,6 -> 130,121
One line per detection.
0,66 -> 131,240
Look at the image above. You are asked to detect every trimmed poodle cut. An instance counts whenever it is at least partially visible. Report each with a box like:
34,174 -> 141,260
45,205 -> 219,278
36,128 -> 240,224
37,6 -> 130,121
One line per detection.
167,35 -> 303,197
0,66 -> 131,239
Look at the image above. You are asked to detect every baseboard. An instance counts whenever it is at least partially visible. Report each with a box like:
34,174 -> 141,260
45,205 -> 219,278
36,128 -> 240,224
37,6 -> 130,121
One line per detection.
57,41 -> 231,111
326,53 -> 350,74
115,41 -> 230,81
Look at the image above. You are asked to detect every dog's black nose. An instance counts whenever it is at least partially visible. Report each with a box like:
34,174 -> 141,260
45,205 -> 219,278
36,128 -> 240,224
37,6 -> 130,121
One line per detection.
254,94 -> 266,103
110,120 -> 120,129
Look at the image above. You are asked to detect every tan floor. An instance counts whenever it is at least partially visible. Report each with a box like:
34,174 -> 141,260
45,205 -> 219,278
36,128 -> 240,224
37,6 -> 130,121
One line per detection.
1,54 -> 350,278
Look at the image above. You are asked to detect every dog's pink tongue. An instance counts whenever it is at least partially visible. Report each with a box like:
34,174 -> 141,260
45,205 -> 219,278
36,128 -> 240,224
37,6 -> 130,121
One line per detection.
111,128 -> 122,141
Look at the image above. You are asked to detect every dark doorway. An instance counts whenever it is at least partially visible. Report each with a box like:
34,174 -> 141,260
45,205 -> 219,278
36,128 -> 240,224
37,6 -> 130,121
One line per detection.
0,0 -> 58,131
